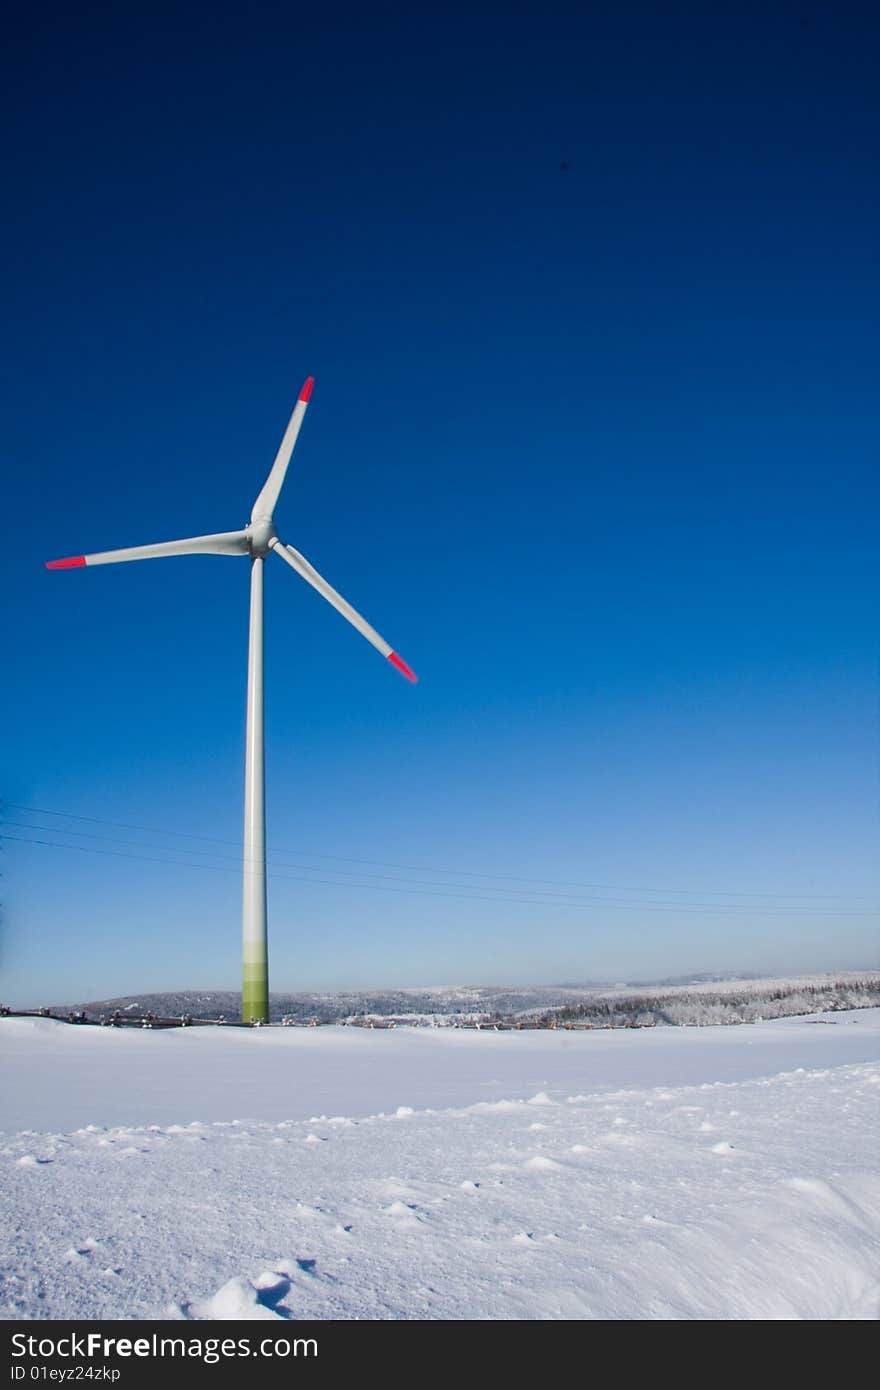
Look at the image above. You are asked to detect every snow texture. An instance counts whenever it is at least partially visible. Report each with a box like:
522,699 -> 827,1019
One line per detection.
2,1011 -> 880,1320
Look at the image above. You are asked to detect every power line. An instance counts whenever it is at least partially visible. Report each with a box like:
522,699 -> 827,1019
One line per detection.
3,832 -> 877,918
4,800 -> 875,904
7,817 -> 867,913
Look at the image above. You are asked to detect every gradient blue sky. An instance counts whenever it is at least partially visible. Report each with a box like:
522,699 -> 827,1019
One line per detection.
3,2 -> 878,1004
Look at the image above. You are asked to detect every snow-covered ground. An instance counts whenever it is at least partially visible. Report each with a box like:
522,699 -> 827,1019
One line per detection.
3,1012 -> 880,1320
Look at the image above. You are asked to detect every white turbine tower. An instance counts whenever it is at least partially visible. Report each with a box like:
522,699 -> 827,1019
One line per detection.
46,378 -> 417,1023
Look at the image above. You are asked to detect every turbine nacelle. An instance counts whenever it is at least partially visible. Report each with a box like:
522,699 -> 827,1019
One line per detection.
246,517 -> 277,556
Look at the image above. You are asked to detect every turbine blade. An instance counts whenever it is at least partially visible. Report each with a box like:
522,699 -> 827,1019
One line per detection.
46,530 -> 250,569
270,539 -> 417,681
251,377 -> 314,523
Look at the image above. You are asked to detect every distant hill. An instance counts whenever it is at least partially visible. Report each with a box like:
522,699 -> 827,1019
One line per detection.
45,970 -> 880,1026
48,983 -> 611,1023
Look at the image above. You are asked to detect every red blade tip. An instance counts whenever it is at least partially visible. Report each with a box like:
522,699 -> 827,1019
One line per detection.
46,556 -> 86,569
299,376 -> 315,403
388,651 -> 418,683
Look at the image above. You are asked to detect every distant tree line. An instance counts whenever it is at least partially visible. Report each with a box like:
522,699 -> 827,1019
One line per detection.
550,976 -> 880,1028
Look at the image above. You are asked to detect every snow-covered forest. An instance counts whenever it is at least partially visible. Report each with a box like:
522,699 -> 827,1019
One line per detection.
548,975 -> 880,1028
43,971 -> 880,1028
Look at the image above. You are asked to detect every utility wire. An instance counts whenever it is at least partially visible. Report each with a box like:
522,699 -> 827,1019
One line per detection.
6,818 -> 868,912
4,800 -> 875,904
3,832 -> 877,918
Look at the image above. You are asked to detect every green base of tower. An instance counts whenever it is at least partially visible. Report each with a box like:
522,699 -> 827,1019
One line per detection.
242,962 -> 269,1025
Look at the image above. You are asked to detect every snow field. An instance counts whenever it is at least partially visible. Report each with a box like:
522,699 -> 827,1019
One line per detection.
2,1013 -> 880,1320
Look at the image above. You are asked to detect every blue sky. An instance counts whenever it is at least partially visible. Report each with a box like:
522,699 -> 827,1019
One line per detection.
3,3 -> 878,1003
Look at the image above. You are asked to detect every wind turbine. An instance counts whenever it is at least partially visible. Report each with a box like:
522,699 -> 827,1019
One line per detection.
46,377 -> 417,1024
